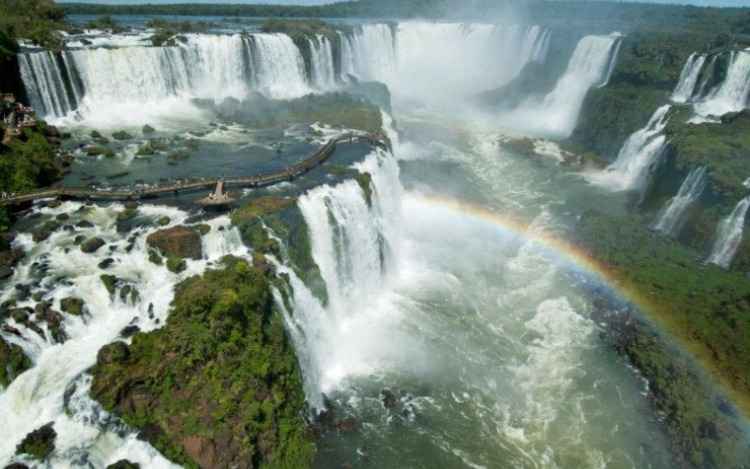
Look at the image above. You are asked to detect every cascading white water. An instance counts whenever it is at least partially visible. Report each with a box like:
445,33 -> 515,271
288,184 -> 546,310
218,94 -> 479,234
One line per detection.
694,55 -> 719,101
280,147 -> 403,407
0,203 -> 246,467
653,166 -> 707,236
695,51 -> 750,118
339,23 -> 396,83
707,196 -> 750,268
671,53 -> 707,103
503,35 -> 619,137
250,33 -> 310,98
340,22 -> 550,105
309,35 -> 336,89
597,38 -> 622,88
18,33 -> 311,123
588,105 -> 671,193
18,51 -> 76,119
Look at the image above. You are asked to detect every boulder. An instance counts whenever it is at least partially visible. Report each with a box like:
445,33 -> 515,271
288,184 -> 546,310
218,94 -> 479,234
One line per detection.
0,337 -> 31,387
32,230 -> 50,243
98,258 -> 115,269
16,422 -> 56,461
146,226 -> 202,260
106,461 -> 141,469
60,297 -> 84,316
96,341 -> 129,366
76,219 -> 94,228
381,389 -> 397,409
81,237 -> 105,253
0,267 -> 13,279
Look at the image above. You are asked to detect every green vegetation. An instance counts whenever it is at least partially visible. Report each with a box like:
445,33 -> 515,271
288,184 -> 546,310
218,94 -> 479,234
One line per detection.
215,92 -> 383,133
60,297 -> 84,316
0,122 -> 61,231
260,18 -> 350,43
90,256 -> 314,468
0,0 -> 65,49
355,171 -> 372,206
16,423 -> 56,461
0,336 -> 31,387
571,210 -> 750,466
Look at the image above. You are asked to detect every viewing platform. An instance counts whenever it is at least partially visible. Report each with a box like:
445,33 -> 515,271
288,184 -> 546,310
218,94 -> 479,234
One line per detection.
1,130 -> 388,207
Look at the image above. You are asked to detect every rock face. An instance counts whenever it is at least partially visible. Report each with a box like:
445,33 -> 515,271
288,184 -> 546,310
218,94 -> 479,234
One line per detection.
0,337 -> 31,387
80,237 -> 105,253
90,257 -> 313,468
146,226 -> 202,260
16,423 -> 56,461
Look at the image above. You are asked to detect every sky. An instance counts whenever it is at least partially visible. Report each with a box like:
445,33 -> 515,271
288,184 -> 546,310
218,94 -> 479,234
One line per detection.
53,0 -> 750,5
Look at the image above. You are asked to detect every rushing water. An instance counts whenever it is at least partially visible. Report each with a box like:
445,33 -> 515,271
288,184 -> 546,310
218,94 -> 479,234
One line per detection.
4,20 -> 747,468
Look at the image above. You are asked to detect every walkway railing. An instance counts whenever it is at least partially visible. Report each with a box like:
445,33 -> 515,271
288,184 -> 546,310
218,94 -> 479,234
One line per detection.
2,131 -> 381,206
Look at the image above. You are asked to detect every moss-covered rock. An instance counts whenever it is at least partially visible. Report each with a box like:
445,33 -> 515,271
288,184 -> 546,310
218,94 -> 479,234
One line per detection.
0,336 -> 31,387
80,237 -> 105,253
90,256 -> 314,468
111,131 -> 134,140
166,256 -> 187,274
355,171 -> 373,206
146,226 -> 202,260
16,423 -> 56,461
60,297 -> 84,316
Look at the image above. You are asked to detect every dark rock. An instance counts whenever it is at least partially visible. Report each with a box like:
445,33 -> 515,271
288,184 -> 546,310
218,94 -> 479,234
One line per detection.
381,389 -> 397,409
73,235 -> 86,245
96,341 -> 129,366
55,213 -> 69,221
81,237 -> 105,253
146,226 -> 202,260
98,258 -> 115,269
0,267 -> 13,279
76,219 -> 94,228
60,297 -> 85,316
120,325 -> 140,338
0,336 -> 31,387
32,230 -> 50,243
16,422 -> 56,461
46,200 -> 62,209
142,124 -> 155,135
106,460 -> 141,469
338,417 -> 357,434
4,463 -> 30,469
123,201 -> 138,210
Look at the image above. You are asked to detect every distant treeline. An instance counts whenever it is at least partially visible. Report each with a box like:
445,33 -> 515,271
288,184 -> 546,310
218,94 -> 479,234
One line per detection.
60,1 -> 750,35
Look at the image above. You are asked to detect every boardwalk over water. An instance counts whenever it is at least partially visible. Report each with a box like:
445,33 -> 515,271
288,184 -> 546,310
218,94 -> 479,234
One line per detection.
2,132 -> 380,207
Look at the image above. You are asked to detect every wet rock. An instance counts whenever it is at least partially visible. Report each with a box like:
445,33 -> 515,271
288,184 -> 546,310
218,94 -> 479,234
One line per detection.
32,230 -> 50,243
123,201 -> 139,210
76,219 -> 94,228
4,463 -> 30,469
106,460 -> 141,469
46,200 -> 62,209
73,235 -> 86,245
381,389 -> 397,409
100,274 -> 118,295
81,237 -> 105,253
14,284 -> 30,300
0,267 -> 13,279
16,422 -> 56,461
0,336 -> 31,387
120,325 -> 140,338
98,258 -> 115,269
146,226 -> 202,260
157,216 -> 170,226
60,297 -> 85,316
112,131 -> 134,141
96,341 -> 129,366
142,124 -> 155,135
338,417 -> 358,434
55,212 -> 69,221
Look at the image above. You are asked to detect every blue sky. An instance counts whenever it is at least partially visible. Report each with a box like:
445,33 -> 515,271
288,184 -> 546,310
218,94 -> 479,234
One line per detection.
54,0 -> 750,5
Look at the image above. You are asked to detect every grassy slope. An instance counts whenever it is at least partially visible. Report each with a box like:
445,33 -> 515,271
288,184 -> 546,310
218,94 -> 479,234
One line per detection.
91,256 -> 314,468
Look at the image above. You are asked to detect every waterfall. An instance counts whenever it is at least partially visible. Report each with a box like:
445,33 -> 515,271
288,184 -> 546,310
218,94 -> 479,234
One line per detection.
653,166 -> 707,236
597,38 -> 622,88
279,147 -> 402,407
18,33 -> 311,121
0,203 -> 245,466
339,22 -> 549,104
339,23 -> 396,83
250,33 -> 310,98
671,53 -> 707,103
588,105 -> 671,194
18,51 -> 77,119
707,196 -> 750,268
695,51 -> 750,118
309,35 -> 336,89
694,55 -> 719,101
505,35 -> 619,137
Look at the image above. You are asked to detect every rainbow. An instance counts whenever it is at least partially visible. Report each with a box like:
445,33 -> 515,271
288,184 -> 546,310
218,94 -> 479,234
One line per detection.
403,192 -> 749,420
403,192 -> 649,307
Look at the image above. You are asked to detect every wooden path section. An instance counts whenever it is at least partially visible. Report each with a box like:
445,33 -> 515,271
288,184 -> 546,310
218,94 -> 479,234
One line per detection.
2,132 -> 378,206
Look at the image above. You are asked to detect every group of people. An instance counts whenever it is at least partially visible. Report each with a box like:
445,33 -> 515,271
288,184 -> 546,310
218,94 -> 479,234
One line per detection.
2,96 -> 36,143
